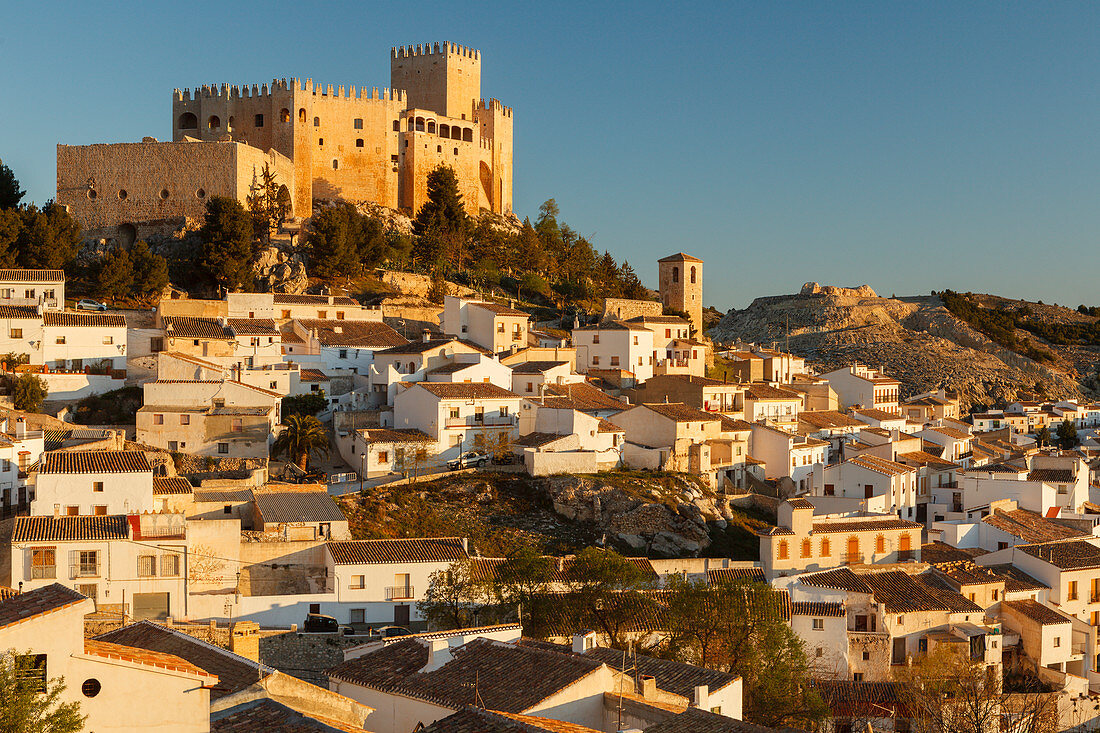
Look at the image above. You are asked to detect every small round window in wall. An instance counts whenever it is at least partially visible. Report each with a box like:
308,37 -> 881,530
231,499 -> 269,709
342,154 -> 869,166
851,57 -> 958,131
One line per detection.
196,188 -> 206,199
87,189 -> 97,200
118,190 -> 128,200
81,678 -> 101,698
160,189 -> 169,200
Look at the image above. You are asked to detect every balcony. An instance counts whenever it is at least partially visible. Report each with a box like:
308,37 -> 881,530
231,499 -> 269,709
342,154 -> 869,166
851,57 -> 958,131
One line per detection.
445,415 -> 517,428
385,585 -> 414,601
842,552 -> 861,565
70,564 -> 99,579
30,566 -> 56,580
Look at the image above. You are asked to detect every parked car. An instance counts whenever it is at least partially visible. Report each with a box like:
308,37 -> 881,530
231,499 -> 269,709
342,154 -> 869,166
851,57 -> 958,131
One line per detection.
491,452 -> 516,465
303,613 -> 340,633
371,625 -> 414,639
76,299 -> 107,312
447,451 -> 488,471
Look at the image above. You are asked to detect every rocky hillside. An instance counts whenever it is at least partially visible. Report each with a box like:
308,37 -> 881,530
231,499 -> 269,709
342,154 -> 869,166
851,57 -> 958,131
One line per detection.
710,283 -> 1094,410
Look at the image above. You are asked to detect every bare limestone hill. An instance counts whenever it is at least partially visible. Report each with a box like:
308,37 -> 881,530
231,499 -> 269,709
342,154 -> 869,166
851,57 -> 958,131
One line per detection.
709,283 -> 1094,410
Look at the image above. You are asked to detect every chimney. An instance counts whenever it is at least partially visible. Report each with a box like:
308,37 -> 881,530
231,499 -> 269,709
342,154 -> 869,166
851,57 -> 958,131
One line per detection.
422,329 -> 432,343
694,684 -> 710,709
230,621 -> 260,662
572,631 -> 596,654
639,675 -> 657,700
423,637 -> 454,672
15,417 -> 26,439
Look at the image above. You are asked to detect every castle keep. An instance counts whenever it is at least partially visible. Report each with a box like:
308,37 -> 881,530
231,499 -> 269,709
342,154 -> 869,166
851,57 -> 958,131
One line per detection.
57,42 -> 512,232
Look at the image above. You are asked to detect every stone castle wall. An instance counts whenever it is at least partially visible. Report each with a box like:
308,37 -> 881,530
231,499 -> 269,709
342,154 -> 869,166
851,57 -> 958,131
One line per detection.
601,298 -> 663,322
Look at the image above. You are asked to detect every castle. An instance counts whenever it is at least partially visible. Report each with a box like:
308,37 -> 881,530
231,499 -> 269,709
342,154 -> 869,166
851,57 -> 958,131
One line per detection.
57,42 -> 512,235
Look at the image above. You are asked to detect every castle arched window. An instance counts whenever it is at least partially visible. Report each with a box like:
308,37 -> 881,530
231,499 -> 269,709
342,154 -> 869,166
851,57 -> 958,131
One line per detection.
437,145 -> 442,153
354,118 -> 363,130
672,266 -> 679,283
408,118 -> 415,131
415,117 -> 425,132
280,109 -> 290,123
393,120 -> 400,132
298,108 -> 306,123
355,139 -> 364,148
313,117 -> 320,127
207,115 -> 221,130
454,147 -> 458,156
440,124 -> 450,138
332,159 -> 338,170
227,116 -> 234,131
427,121 -> 436,134
179,113 -> 198,129
690,266 -> 697,284
462,128 -> 473,142
451,127 -> 461,140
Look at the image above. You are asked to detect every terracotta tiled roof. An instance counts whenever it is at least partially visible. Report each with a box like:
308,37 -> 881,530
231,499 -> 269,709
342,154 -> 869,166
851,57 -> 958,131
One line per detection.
13,515 -> 129,542
1003,599 -> 1071,626
642,707 -> 780,733
41,449 -> 152,474
273,293 -> 358,306
1019,540 -> 1100,570
932,562 -> 1006,587
164,316 -> 232,339
84,639 -> 218,682
657,252 -> 703,263
1027,469 -> 1077,483
376,337 -> 459,355
0,269 -> 64,282
96,620 -> 264,700
43,311 -> 126,327
211,698 -> 363,733
423,707 -> 603,733
848,454 -> 916,477
327,537 -> 468,565
720,416 -> 753,432
638,402 -> 720,423
328,637 -> 604,714
982,508 -> 1085,543
896,450 -> 959,470
928,427 -> 971,440
706,567 -> 766,584
798,411 -> 865,430
297,319 -> 407,348
414,382 -> 520,399
755,525 -> 796,537
541,383 -> 625,413
254,491 -> 345,524
791,601 -> 845,617
851,408 -> 904,422
584,646 -> 738,698
573,320 -> 649,332
227,318 -> 279,336
811,517 -> 922,534
800,568 -> 874,593
153,477 -> 193,495
812,680 -> 907,718
298,368 -> 329,382
511,360 -> 570,374
0,583 -> 87,629
786,498 -> 814,509
744,384 -> 801,400
361,427 -> 433,444
0,304 -> 41,319
987,564 -> 1049,592
471,301 -> 530,317
862,571 -> 982,613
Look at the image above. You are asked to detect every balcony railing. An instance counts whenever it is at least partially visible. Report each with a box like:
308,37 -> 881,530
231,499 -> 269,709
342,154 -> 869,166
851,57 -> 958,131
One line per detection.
71,564 -> 99,578
1072,643 -> 1087,656
385,585 -> 414,601
445,415 -> 517,428
842,552 -> 861,565
30,566 -> 56,579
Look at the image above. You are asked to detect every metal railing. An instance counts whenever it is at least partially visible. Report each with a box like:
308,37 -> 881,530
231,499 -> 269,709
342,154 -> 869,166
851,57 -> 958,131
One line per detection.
30,566 -> 56,580
842,552 -> 861,565
444,415 -> 517,428
71,564 -> 99,579
385,586 -> 414,601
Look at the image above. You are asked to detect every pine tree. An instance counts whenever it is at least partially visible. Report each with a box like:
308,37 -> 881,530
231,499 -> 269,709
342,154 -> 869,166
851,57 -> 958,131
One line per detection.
198,196 -> 255,292
412,165 -> 470,275
130,240 -> 169,297
16,202 -> 81,270
0,162 -> 25,210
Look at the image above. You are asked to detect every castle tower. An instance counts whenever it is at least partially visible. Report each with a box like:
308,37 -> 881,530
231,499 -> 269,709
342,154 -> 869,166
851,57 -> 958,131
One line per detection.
391,42 -> 481,119
658,252 -> 703,334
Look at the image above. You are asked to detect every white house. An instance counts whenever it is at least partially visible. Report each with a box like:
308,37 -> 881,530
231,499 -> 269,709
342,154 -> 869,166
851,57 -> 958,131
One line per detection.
227,291 -> 383,322
810,454 -> 919,520
442,295 -> 530,354
820,364 -> 900,412
41,311 -> 128,371
325,537 -> 470,627
572,321 -> 654,383
0,584 -> 216,732
749,423 -> 828,489
32,450 -> 154,517
0,268 -> 64,309
288,318 -> 408,375
391,382 -> 523,464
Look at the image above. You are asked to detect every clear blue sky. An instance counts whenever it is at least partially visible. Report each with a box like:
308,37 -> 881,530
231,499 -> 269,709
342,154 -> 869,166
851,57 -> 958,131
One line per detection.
3,1 -> 1099,311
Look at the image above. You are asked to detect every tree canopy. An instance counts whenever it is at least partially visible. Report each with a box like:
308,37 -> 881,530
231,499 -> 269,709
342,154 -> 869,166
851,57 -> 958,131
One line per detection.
0,162 -> 25,210
198,196 -> 256,292
0,651 -> 85,733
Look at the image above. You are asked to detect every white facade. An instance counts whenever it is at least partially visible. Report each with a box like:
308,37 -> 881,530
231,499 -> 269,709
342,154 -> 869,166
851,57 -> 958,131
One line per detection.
391,382 -> 523,463
572,323 -> 654,382
32,454 -> 154,517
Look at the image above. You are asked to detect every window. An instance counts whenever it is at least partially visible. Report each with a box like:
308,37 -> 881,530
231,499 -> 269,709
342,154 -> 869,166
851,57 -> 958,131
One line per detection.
161,555 -> 180,577
93,506 -> 106,516
1054,636 -> 1061,648
218,443 -> 229,454
66,506 -> 79,516
992,589 -> 999,601
254,114 -> 264,127
332,159 -> 339,170
76,550 -> 99,577
801,539 -> 812,558
393,120 -> 400,131
92,481 -> 103,493
103,336 -> 113,345
862,651 -> 870,661
10,328 -> 21,338
179,414 -> 190,425
55,336 -> 65,344
231,419 -> 243,433
138,555 -> 156,577
812,618 -> 824,631
78,583 -> 97,600
853,672 -> 864,682
777,540 -> 789,560
31,548 -> 55,579
318,138 -> 324,146
24,289 -> 33,299
449,407 -> 460,419
318,310 -> 327,319
353,118 -> 363,129
351,574 -> 365,589
610,356 -> 620,366
168,441 -> 178,451
1069,581 -> 1079,601
377,450 -> 388,463
592,335 -> 599,344
821,538 -> 831,556
338,349 -> 348,359
16,654 -> 47,694
282,309 -> 291,319
223,504 -> 232,514
153,414 -> 164,425
592,356 -> 600,366
875,535 -> 886,554
350,608 -> 365,624
355,138 -> 364,147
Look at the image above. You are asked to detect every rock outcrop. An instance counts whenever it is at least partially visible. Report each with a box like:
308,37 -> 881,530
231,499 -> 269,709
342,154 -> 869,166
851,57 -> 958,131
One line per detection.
710,287 -> 1088,410
541,473 -> 741,557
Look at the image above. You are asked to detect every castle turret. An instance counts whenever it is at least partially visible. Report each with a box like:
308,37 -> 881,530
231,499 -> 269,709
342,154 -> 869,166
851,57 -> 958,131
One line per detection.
391,42 -> 481,119
658,252 -> 703,335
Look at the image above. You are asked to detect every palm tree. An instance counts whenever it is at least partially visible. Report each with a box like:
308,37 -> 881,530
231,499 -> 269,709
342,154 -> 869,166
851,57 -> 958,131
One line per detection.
271,414 -> 330,471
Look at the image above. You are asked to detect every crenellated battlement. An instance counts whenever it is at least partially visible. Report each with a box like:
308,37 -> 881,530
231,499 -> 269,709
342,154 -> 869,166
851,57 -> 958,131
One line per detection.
392,41 -> 480,60
477,98 -> 513,118
173,78 -> 405,103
